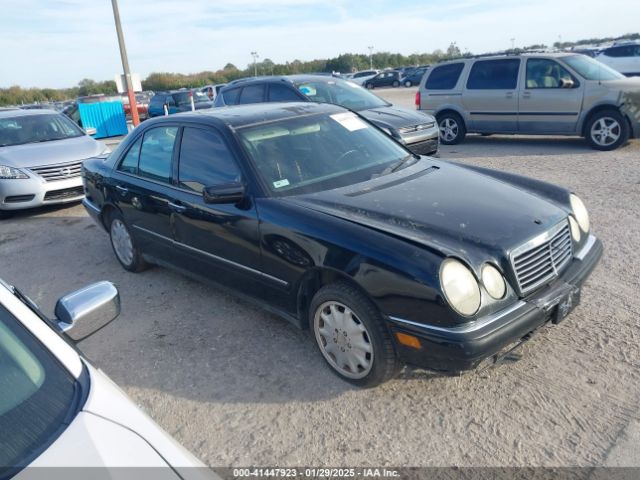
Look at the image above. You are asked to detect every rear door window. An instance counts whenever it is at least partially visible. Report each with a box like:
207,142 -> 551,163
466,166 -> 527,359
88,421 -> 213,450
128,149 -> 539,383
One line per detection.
117,136 -> 142,174
268,84 -> 302,102
138,126 -> 178,183
178,127 -> 241,193
466,59 -> 521,89
239,85 -> 266,104
425,63 -> 464,90
222,88 -> 241,105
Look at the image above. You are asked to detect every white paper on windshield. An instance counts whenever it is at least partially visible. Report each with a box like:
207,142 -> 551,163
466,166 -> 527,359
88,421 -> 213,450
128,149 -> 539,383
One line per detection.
273,179 -> 290,188
330,112 -> 368,132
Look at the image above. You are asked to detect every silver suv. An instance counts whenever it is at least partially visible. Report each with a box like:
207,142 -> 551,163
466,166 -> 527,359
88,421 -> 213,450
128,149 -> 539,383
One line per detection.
417,52 -> 640,150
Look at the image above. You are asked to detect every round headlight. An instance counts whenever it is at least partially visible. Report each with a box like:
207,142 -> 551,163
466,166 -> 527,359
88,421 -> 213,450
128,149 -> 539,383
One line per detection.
568,215 -> 581,243
481,264 -> 506,299
570,194 -> 589,233
440,259 -> 481,316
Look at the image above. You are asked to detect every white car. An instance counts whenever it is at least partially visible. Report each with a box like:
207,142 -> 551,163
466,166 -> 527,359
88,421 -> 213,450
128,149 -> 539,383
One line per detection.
595,43 -> 640,77
0,278 -> 214,479
348,69 -> 380,85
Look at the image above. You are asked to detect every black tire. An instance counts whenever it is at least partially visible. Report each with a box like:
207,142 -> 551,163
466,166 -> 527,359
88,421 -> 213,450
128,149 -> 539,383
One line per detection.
107,209 -> 149,272
366,83 -> 374,89
585,109 -> 629,151
437,112 -> 466,145
392,80 -> 400,87
309,281 -> 400,387
404,80 -> 412,87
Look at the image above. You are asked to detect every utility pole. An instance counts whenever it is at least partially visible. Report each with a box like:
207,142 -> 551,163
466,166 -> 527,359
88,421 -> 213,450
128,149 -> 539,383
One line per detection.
251,51 -> 259,77
368,46 -> 374,70
110,0 -> 140,127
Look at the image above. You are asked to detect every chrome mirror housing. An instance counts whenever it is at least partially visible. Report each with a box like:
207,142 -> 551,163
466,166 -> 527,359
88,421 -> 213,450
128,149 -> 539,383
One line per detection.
55,281 -> 120,342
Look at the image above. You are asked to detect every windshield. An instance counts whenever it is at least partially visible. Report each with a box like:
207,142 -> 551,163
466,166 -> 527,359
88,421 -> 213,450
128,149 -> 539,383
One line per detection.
562,55 -> 625,81
0,113 -> 84,147
237,112 -> 413,196
294,79 -> 389,111
0,303 -> 77,470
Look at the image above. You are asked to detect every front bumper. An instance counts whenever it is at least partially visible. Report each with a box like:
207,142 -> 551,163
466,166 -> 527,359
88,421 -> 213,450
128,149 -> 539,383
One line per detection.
388,235 -> 603,372
400,125 -> 439,155
0,176 -> 84,211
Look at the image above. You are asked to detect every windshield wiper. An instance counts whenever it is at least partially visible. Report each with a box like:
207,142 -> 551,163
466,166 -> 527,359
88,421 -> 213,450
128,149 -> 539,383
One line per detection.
380,154 -> 420,176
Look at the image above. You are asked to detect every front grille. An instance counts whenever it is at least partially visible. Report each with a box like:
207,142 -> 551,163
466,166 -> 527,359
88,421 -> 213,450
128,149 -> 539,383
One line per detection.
407,138 -> 438,155
511,220 -> 573,295
397,122 -> 435,134
29,160 -> 83,182
43,186 -> 84,202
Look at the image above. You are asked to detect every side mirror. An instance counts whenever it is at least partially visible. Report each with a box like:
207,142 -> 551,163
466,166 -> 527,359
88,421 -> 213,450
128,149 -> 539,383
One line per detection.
55,282 -> 120,342
203,182 -> 245,204
560,78 -> 575,89
85,127 -> 97,136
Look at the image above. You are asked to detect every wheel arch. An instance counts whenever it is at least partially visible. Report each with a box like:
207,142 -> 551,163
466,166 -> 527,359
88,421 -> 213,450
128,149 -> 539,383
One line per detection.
580,104 -> 626,137
435,108 -> 467,129
295,267 -> 378,330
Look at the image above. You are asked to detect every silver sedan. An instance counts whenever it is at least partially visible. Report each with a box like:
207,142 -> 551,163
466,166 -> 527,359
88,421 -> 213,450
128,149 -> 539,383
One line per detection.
0,108 -> 109,217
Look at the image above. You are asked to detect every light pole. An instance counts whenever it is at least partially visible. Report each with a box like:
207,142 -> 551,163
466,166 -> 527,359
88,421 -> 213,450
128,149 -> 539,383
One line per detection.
110,0 -> 140,127
510,38 -> 515,50
368,46 -> 374,70
251,51 -> 259,77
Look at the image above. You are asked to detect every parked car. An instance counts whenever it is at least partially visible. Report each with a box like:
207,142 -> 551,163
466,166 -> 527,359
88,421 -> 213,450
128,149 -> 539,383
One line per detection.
365,71 -> 402,89
148,90 -> 214,118
402,67 -> 429,87
82,102 -> 602,387
0,109 -> 109,218
214,75 -> 438,155
123,92 -> 152,121
200,84 -> 227,101
594,42 -> 640,77
0,277 -> 210,475
417,52 -> 640,150
348,70 -> 380,85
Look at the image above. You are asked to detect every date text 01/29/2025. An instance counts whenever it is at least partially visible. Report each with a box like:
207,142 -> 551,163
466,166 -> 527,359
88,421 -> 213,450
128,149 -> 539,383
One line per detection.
231,468 -> 400,478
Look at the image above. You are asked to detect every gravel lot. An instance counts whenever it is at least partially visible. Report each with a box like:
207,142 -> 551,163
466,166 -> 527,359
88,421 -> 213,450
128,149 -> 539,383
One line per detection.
2,87 -> 639,467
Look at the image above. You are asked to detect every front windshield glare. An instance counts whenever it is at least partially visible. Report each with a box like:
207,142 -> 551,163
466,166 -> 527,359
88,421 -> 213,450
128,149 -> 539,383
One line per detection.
0,114 -> 84,147
563,55 -> 624,81
296,80 -> 389,111
238,112 -> 411,195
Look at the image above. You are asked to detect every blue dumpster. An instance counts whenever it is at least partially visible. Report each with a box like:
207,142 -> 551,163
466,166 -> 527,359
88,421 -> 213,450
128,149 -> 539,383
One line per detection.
78,101 -> 128,139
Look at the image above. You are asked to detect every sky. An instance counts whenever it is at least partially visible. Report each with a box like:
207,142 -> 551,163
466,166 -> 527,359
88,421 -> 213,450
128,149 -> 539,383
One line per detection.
2,0 -> 639,89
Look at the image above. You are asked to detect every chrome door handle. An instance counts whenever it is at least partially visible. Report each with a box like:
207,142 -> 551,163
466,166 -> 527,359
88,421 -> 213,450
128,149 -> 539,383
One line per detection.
505,92 -> 514,98
168,201 -> 187,213
522,91 -> 531,98
115,185 -> 128,194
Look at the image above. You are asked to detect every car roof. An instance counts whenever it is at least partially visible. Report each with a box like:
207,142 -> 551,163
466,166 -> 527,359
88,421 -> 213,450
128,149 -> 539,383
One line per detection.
144,101 -> 346,129
0,108 -> 59,118
224,74 -> 347,90
435,52 -> 578,65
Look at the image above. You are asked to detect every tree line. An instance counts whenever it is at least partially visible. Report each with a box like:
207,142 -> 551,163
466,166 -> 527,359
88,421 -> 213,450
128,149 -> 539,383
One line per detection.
1,33 -> 637,107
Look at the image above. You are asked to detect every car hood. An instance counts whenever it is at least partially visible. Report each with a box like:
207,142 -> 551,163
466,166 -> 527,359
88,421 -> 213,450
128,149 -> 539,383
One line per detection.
27,364 -> 212,478
0,135 -> 103,168
287,159 -> 568,267
359,105 -> 435,131
602,76 -> 640,91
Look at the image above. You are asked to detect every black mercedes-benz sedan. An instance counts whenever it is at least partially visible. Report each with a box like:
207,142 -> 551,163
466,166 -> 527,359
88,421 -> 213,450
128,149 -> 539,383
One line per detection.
82,102 -> 602,387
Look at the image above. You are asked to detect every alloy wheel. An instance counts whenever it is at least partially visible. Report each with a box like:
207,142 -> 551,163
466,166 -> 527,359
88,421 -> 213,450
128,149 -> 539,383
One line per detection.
439,118 -> 459,143
590,117 -> 621,147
